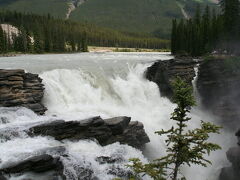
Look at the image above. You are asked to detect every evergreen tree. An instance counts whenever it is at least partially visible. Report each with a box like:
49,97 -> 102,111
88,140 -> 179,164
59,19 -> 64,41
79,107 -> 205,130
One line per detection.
129,78 -> 221,180
194,5 -> 201,25
0,25 -> 6,53
26,30 -> 34,53
33,30 -> 44,53
44,29 -> 53,52
171,19 -> 177,54
81,31 -> 88,52
202,6 -> 211,52
220,0 -> 240,37
0,10 -> 169,54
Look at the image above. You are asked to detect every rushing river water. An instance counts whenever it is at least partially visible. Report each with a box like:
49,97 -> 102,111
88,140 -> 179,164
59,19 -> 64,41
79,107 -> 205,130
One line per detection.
0,52 -> 233,180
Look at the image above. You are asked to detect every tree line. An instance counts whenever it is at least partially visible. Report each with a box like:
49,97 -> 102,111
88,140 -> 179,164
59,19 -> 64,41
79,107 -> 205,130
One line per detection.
171,0 -> 240,56
0,10 -> 169,54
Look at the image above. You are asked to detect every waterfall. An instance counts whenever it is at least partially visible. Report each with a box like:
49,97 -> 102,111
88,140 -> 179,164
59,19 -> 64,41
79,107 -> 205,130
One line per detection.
0,53 -> 232,180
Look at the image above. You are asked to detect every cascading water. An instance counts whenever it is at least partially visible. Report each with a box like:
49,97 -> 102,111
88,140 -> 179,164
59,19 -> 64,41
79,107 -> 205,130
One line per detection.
0,52 -> 233,180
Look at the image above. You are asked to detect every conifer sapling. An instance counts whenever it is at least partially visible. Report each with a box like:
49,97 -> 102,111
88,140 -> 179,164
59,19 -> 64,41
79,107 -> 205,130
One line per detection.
129,77 -> 221,180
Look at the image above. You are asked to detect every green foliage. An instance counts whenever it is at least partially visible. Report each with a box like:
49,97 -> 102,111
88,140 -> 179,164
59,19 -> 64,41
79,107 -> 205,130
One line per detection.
0,10 -> 169,54
129,77 -> 221,180
70,0 -> 183,38
0,0 -> 218,39
172,0 -> 240,56
0,0 -> 68,18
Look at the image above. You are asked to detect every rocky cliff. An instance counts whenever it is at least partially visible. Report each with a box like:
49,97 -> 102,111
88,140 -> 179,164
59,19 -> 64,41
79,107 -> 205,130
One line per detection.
197,57 -> 240,128
0,69 -> 47,114
219,129 -> 240,180
145,56 -> 197,100
146,56 -> 240,128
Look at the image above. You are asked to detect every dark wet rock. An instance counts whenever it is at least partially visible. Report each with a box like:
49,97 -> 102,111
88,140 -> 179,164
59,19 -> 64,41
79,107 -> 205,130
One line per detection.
76,167 -> 96,180
146,57 -> 196,100
95,156 -> 123,164
106,121 -> 150,148
107,165 -> 133,179
0,117 -> 8,124
197,58 -> 240,127
105,116 -> 131,135
0,154 -> 65,180
219,167 -> 239,180
0,69 -> 47,115
0,172 -> 7,180
28,116 -> 112,145
226,147 -> 240,170
236,130 -> 240,145
219,130 -> 240,180
27,116 -> 150,148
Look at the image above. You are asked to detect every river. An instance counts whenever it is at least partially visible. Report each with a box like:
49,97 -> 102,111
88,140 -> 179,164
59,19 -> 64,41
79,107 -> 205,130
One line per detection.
0,52 -> 232,180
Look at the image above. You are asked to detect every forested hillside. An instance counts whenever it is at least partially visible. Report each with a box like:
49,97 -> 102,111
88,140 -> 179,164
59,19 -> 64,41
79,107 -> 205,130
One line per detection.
0,0 -> 68,18
0,0 -> 218,38
171,0 -> 240,56
0,11 -> 169,54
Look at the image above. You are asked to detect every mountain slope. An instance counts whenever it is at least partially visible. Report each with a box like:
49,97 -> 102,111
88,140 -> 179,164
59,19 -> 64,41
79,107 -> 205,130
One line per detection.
0,0 -> 218,38
70,0 -> 182,38
0,0 -> 68,18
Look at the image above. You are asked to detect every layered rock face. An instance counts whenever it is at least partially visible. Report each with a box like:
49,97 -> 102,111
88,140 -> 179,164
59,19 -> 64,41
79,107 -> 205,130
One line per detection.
0,69 -> 47,114
197,58 -> 240,127
146,57 -> 240,128
146,57 -> 196,100
27,116 -> 150,148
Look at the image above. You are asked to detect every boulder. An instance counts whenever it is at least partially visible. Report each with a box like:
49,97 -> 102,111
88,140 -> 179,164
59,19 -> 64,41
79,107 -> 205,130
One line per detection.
0,154 -> 63,174
105,116 -> 131,135
28,116 -> 112,145
0,154 -> 65,180
27,116 -> 150,148
95,156 -> 123,164
106,121 -> 150,148
146,57 -> 196,100
0,69 -> 47,114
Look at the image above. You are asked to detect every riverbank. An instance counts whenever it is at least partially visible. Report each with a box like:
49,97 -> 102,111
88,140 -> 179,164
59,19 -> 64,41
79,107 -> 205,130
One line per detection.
0,48 -> 170,57
88,46 -> 169,53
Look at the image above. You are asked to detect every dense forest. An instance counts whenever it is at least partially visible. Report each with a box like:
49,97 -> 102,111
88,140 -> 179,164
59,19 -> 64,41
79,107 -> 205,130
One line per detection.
0,11 -> 169,54
171,0 -> 240,56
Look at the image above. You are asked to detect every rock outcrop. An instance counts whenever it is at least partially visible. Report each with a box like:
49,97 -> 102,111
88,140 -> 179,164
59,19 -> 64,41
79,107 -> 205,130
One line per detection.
0,153 -> 65,180
1,154 -> 63,174
197,58 -> 240,127
219,129 -> 240,180
28,116 -> 150,148
0,146 -> 134,180
146,57 -> 197,100
0,69 -> 47,114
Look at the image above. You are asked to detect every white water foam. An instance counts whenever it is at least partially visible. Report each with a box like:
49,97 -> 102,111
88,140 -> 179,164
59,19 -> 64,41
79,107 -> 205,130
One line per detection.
0,53 -> 232,180
40,63 -> 230,180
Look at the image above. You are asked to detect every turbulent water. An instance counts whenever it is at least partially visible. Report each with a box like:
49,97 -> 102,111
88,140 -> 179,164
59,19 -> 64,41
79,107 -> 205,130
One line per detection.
0,52 -> 233,180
